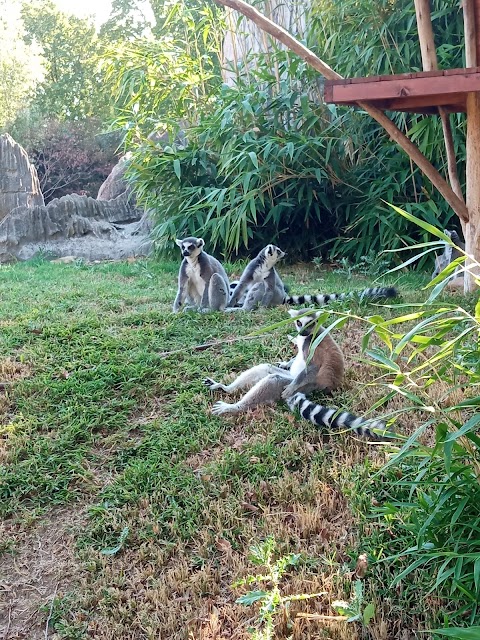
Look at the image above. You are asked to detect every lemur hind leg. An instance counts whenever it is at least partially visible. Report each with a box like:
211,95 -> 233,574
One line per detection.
242,282 -> 265,311
211,372 -> 291,415
208,273 -> 229,311
204,364 -> 289,393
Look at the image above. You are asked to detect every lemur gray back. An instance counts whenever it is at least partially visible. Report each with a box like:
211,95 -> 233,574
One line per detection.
432,229 -> 465,280
228,244 -> 286,310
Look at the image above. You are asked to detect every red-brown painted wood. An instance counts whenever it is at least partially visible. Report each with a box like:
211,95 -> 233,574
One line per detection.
324,68 -> 480,113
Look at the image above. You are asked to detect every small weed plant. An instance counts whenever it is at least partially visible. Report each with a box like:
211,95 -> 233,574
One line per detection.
234,537 -> 376,638
233,536 -> 325,640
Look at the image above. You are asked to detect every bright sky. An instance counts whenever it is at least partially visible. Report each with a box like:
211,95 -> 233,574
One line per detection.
52,0 -> 113,28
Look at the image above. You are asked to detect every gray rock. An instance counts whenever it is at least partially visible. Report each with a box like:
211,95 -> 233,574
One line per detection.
0,135 -> 152,263
0,194 -> 151,263
0,133 -> 44,220
97,154 -> 133,201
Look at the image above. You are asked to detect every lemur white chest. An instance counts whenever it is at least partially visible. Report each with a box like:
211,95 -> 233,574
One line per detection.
289,335 -> 307,378
185,260 -> 206,298
254,257 -> 277,282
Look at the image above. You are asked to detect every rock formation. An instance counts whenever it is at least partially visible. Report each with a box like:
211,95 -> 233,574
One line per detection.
0,133 -> 44,220
97,154 -> 133,202
0,135 -> 151,262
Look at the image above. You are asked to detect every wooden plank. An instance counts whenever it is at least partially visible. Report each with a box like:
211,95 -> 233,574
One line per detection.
381,93 -> 466,111
327,67 -> 480,86
325,71 -> 480,105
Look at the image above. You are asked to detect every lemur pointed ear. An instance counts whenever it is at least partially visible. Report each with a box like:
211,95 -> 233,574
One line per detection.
197,238 -> 205,248
288,309 -> 299,317
175,238 -> 183,247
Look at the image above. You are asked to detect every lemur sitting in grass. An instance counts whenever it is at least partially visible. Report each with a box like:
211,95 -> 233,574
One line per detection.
227,245 -> 398,311
204,308 -> 344,414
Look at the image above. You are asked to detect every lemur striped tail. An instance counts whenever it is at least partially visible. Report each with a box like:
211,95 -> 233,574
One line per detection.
284,286 -> 398,306
287,392 -> 386,439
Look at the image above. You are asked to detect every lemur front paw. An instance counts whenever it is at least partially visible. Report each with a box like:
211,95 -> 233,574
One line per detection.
203,377 -> 218,389
211,401 -> 234,415
275,361 -> 290,370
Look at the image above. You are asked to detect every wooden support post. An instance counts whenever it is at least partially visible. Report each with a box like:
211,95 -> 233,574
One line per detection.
414,0 -> 438,70
464,0 -> 480,291
414,0 -> 464,203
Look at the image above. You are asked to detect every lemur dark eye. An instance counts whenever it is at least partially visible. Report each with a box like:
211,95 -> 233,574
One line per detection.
295,320 -> 302,329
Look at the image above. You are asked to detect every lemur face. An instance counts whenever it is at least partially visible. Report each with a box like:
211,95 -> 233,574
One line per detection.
265,244 -> 286,263
288,309 -> 320,336
175,237 -> 205,258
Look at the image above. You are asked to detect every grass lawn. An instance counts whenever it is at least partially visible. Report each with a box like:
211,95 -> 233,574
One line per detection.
0,257 -> 469,639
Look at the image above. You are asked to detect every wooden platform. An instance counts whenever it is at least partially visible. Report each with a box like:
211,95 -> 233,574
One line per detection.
324,67 -> 480,113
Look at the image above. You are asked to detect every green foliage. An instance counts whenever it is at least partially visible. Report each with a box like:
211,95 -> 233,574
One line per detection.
104,0 -> 224,143
319,208 -> 480,630
310,0 -> 464,77
20,0 -> 111,122
0,0 -> 43,130
430,629 -> 480,639
127,60 -> 356,257
109,0 -> 467,264
331,251 -> 391,278
311,0 -> 466,264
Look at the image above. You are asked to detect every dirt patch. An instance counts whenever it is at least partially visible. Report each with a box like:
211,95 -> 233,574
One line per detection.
0,506 -> 85,640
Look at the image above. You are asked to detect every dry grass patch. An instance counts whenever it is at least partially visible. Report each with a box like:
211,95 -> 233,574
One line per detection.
55,470 -> 363,640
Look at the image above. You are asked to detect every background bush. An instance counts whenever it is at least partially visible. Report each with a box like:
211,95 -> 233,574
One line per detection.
110,0 -> 466,265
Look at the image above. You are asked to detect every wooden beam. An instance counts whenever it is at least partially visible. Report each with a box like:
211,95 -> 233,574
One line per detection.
214,0 -> 469,224
324,71 -> 480,105
344,94 -> 466,113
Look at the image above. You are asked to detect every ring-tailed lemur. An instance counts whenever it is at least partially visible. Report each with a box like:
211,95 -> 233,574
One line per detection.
287,392 -> 388,440
204,308 -> 344,415
432,229 -> 465,280
227,245 -> 287,310
173,237 -> 230,312
226,245 -> 398,310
